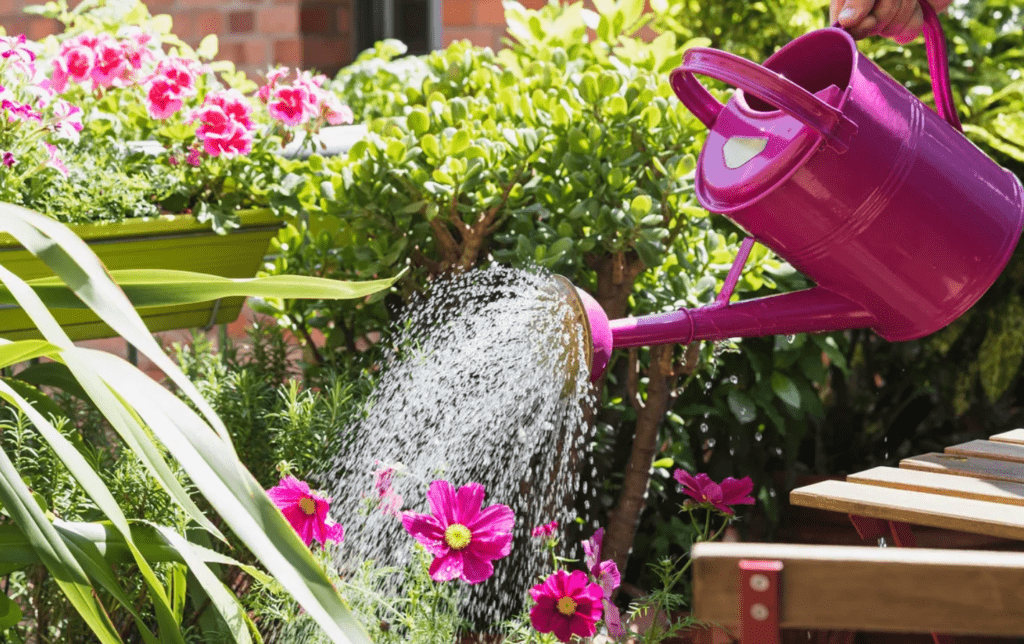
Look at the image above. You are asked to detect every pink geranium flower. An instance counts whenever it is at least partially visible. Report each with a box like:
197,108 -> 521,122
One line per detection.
673,470 -> 755,515
266,476 -> 345,547
145,77 -> 185,120
188,103 -> 254,158
90,35 -> 126,87
321,92 -> 354,126
401,480 -> 514,584
267,84 -> 315,126
531,520 -> 558,538
257,66 -> 290,103
60,45 -> 96,84
530,569 -> 604,643
203,89 -> 254,131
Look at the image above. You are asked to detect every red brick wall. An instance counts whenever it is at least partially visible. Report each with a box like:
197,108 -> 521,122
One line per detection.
1,0 -> 556,81
441,0 -> 545,50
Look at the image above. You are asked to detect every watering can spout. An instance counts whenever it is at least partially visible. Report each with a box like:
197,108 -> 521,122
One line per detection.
559,279 -> 872,382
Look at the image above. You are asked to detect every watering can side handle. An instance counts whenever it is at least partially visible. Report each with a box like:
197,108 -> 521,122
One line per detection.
671,49 -> 859,154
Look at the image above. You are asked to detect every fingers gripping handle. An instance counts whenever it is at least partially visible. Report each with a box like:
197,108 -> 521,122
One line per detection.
670,48 -> 859,153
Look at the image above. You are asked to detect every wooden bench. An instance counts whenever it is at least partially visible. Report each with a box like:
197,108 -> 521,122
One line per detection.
691,542 -> 1024,642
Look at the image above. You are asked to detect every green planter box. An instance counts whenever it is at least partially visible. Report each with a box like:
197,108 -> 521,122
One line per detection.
0,208 -> 283,341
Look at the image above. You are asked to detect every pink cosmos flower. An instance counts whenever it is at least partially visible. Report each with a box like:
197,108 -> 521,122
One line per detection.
266,476 -> 345,547
673,470 -> 755,515
532,520 -> 559,538
267,84 -> 315,126
530,569 -> 604,643
401,480 -> 514,584
582,527 -> 624,636
372,461 -> 403,518
90,35 -> 126,87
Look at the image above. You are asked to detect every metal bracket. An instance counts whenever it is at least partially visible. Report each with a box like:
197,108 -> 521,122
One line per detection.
739,559 -> 783,644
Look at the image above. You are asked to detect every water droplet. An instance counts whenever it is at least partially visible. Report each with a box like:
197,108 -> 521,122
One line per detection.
769,488 -> 777,497
878,537 -> 887,548
729,448 -> 735,455
700,423 -> 709,433
706,438 -> 717,448
729,375 -> 738,384
705,381 -> 713,391
755,432 -> 763,442
787,334 -> 796,343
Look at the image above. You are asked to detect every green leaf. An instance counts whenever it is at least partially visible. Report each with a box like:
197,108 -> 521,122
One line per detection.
0,439 -> 123,643
770,372 -> 801,409
0,270 -> 400,310
196,34 -> 218,60
407,108 -> 430,136
727,389 -> 757,424
0,589 -> 22,630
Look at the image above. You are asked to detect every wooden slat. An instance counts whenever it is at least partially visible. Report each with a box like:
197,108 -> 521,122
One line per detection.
990,429 -> 1024,445
789,479 -> 1024,541
848,466 -> 1024,506
692,542 -> 1024,636
902,452 -> 1024,485
945,439 -> 1024,463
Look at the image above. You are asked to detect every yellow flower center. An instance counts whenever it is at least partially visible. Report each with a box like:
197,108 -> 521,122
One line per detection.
298,497 -> 317,515
444,523 -> 472,550
556,596 -> 577,616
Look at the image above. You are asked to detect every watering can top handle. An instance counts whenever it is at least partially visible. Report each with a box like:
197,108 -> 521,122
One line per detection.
671,0 -> 962,145
670,50 -> 860,153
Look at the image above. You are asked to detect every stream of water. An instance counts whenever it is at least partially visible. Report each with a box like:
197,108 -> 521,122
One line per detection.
277,265 -> 597,641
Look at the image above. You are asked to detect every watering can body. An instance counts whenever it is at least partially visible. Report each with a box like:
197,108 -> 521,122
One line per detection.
581,0 -> 1024,380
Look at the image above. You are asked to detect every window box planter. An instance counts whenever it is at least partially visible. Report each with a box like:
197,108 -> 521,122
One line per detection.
0,208 -> 283,341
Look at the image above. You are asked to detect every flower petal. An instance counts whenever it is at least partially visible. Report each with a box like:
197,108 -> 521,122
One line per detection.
551,616 -> 573,643
428,550 -> 463,583
460,550 -> 495,584
466,501 -> 514,535
569,613 -> 597,639
401,512 -> 447,555
530,599 -> 556,633
469,533 -> 512,560
454,482 -> 486,524
426,480 -> 458,526
720,476 -> 756,506
564,569 -> 588,596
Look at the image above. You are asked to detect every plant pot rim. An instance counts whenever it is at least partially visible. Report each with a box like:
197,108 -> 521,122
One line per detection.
0,207 -> 280,248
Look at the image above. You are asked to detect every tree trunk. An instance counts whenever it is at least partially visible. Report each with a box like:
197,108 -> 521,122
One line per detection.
602,343 -> 680,574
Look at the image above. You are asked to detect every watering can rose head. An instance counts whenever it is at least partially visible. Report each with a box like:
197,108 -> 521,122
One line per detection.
559,0 -> 1024,382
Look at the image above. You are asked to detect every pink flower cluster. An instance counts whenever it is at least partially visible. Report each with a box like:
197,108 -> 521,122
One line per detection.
187,89 -> 254,158
50,29 -> 156,93
1,34 -> 82,173
258,67 -> 353,128
530,528 -> 624,642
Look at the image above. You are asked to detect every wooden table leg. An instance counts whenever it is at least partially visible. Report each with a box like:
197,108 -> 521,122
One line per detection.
848,516 -> 954,644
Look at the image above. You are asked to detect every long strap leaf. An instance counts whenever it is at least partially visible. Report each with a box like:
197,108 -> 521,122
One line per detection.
0,270 -> 401,309
84,347 -> 370,644
0,443 -> 123,644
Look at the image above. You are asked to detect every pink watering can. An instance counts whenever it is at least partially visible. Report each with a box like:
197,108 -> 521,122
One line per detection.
559,0 -> 1024,381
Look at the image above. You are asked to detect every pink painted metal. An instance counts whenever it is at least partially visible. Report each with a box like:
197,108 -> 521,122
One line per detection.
739,559 -> 782,644
577,0 -> 1024,380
